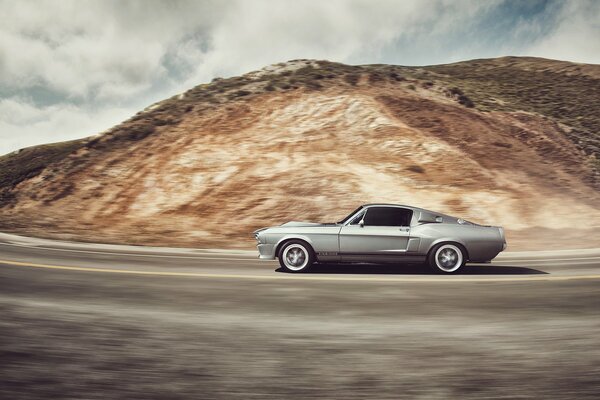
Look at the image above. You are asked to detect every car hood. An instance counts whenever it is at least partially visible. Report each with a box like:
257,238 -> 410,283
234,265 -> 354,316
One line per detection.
280,221 -> 326,227
254,221 -> 337,234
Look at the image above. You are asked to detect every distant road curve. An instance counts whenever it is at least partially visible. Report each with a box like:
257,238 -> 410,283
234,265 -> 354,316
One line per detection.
1,232 -> 599,283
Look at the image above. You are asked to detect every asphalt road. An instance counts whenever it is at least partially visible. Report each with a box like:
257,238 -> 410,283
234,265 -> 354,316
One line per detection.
1,232 -> 600,399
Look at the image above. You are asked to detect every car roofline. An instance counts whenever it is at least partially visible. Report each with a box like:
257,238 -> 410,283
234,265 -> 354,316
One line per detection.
361,204 -> 457,219
362,203 -> 417,210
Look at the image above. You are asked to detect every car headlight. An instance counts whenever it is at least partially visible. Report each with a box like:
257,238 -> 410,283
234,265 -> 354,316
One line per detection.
253,230 -> 267,244
253,228 -> 270,244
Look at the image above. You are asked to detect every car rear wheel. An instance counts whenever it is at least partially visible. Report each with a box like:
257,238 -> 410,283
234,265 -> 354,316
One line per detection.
278,240 -> 315,273
428,243 -> 465,274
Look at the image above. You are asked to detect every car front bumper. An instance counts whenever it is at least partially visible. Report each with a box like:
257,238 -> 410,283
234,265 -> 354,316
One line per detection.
257,244 -> 276,260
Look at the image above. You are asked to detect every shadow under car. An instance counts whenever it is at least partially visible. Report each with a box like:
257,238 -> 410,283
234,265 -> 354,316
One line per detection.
275,263 -> 548,275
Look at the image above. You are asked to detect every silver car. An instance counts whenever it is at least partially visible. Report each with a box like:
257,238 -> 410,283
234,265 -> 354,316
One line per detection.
254,204 -> 507,274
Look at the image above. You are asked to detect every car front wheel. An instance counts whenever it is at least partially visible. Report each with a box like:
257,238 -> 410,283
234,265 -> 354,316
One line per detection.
278,240 -> 315,273
428,243 -> 465,274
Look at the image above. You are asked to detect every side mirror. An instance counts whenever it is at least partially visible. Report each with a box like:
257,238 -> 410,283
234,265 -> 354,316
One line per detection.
359,219 -> 365,227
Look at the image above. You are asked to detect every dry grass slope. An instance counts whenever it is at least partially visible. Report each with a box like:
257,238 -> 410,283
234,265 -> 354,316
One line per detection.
1,57 -> 599,250
0,139 -> 86,204
422,57 -> 600,174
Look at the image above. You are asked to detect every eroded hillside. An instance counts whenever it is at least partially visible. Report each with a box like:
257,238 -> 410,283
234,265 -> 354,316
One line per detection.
1,58 -> 599,249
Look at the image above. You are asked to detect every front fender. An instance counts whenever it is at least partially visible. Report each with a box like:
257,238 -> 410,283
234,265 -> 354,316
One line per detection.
274,234 -> 316,255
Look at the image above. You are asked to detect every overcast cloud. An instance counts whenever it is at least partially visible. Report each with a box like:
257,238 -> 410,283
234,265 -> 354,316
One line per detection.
0,0 -> 599,155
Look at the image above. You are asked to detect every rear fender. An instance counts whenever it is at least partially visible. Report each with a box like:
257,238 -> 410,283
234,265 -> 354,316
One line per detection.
428,238 -> 470,260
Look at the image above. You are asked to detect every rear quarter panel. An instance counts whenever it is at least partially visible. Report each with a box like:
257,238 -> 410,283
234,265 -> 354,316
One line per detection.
412,224 -> 504,262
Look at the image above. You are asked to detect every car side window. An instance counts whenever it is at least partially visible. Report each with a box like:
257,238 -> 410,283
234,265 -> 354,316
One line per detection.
363,207 -> 412,227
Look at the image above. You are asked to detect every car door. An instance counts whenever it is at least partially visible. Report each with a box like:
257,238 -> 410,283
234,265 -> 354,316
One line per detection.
339,206 -> 412,261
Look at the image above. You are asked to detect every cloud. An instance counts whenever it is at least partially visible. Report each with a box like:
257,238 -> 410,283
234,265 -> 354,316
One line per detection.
178,0 -> 501,86
0,0 -> 598,155
524,0 -> 600,64
0,0 -> 223,99
0,97 -> 132,153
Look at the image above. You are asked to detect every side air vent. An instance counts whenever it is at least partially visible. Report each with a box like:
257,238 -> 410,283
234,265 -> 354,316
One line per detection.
418,211 -> 443,223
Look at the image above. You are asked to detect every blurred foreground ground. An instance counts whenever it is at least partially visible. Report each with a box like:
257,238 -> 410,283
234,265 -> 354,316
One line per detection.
1,261 -> 599,399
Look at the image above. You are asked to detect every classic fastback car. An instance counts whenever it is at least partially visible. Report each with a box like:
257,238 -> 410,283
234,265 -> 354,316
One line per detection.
254,204 -> 506,273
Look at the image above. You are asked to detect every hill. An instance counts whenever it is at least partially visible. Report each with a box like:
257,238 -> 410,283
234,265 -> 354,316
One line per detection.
1,57 -> 599,250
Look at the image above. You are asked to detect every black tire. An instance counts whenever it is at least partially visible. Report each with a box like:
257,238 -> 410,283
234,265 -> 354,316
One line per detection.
427,243 -> 466,274
277,240 -> 315,273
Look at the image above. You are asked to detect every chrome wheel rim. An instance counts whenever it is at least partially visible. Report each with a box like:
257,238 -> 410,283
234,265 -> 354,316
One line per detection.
282,244 -> 309,271
435,244 -> 463,272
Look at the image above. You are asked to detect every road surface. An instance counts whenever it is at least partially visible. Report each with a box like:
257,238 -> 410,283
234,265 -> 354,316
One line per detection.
1,232 -> 599,399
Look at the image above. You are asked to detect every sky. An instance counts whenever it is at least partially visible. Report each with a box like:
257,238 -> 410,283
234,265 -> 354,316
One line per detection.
0,0 -> 599,155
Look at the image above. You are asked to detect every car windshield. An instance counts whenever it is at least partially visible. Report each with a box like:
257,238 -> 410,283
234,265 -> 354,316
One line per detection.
336,206 -> 364,225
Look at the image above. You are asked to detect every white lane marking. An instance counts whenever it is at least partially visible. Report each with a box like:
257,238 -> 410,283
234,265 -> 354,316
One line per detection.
497,257 -> 600,262
492,260 -> 600,266
2,259 -> 600,283
0,242 -> 258,261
